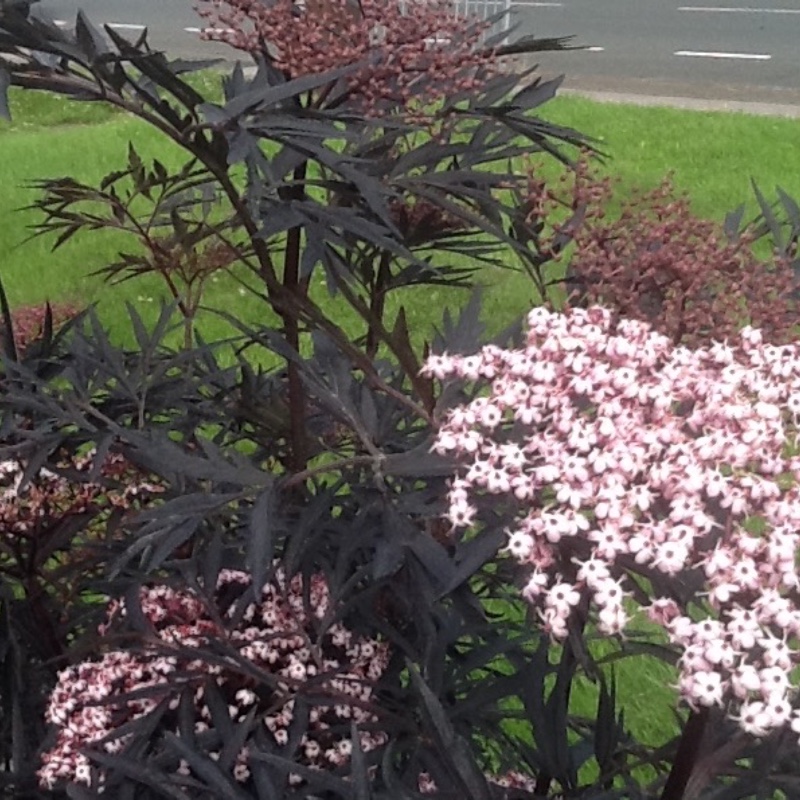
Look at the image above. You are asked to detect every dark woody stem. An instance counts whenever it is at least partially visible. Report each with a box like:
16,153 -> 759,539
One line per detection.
659,707 -> 709,800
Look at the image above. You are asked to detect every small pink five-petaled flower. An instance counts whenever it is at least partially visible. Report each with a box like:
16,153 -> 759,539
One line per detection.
424,305 -> 800,742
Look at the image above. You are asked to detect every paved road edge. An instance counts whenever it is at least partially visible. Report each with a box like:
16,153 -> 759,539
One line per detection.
558,87 -> 800,119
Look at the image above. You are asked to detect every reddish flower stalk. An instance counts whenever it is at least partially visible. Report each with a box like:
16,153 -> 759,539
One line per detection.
195,0 -> 494,115
541,170 -> 799,346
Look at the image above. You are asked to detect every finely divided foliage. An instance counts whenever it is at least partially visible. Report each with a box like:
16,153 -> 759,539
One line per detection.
0,1 -> 604,798
2,0 -> 800,798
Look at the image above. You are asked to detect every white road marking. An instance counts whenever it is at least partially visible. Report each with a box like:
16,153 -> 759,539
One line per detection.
679,6 -> 800,13
586,46 -> 605,52
53,19 -> 145,30
674,49 -> 772,59
184,26 -> 235,34
106,23 -> 147,31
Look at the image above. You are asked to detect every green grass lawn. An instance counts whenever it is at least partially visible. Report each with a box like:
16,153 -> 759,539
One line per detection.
4,82 -> 798,760
4,85 -> 800,345
540,96 -> 800,221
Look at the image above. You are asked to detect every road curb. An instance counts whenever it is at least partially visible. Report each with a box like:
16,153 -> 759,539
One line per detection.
242,64 -> 800,119
557,87 -> 800,119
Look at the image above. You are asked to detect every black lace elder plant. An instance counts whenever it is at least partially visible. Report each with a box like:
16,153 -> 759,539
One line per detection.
0,2 -> 636,799
0,0 -> 584,473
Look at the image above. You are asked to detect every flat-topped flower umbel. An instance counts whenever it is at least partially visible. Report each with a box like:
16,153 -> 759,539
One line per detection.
425,305 -> 800,740
38,569 -> 389,791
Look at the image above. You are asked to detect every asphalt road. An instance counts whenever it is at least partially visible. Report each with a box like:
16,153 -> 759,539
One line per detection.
512,0 -> 800,106
35,0 -> 800,106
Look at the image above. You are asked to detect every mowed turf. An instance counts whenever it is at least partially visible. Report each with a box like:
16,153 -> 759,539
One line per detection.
540,94 -> 800,220
4,83 -> 799,754
5,87 -> 800,343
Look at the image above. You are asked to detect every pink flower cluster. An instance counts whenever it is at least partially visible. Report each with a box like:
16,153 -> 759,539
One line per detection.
196,0 -> 492,115
39,568 -> 390,790
3,301 -> 79,355
424,305 -> 800,740
419,768 -> 539,795
0,452 -> 163,600
0,452 -> 161,515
